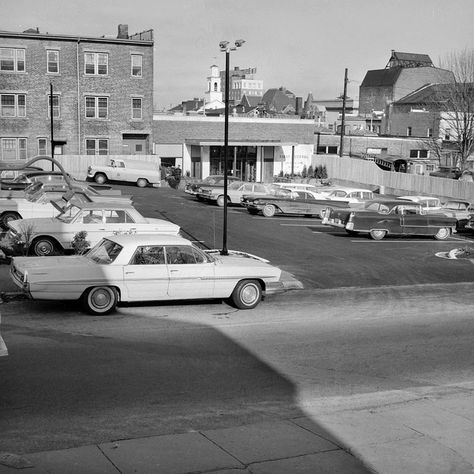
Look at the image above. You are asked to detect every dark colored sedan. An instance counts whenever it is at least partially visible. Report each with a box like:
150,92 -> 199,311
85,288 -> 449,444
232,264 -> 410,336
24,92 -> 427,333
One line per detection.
321,199 -> 457,240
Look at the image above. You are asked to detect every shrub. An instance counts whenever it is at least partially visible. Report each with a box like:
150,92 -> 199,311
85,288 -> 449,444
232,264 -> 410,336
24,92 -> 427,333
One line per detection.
0,223 -> 35,256
307,165 -> 314,177
71,231 -> 90,255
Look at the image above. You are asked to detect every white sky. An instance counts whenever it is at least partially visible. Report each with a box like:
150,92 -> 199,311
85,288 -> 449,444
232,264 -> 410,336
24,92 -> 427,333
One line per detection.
2,0 -> 473,110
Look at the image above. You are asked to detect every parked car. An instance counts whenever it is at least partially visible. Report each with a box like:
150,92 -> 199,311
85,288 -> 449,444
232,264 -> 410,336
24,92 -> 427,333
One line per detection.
0,186 -> 129,230
398,196 -> 471,229
429,167 -> 462,180
242,189 -> 348,218
321,199 -> 457,240
184,175 -> 241,196
197,181 -> 272,206
9,233 -> 285,314
7,200 -> 180,256
0,170 -> 114,192
87,158 -> 161,187
324,188 -> 374,203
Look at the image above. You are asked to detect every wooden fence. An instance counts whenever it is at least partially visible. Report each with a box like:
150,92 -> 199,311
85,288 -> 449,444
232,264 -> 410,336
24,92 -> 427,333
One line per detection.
312,155 -> 474,202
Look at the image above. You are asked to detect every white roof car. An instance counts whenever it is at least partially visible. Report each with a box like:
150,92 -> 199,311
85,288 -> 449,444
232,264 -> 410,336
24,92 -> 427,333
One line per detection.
325,188 -> 374,203
10,233 -> 286,314
0,186 -> 130,230
397,195 -> 442,210
198,182 -> 272,206
7,200 -> 180,256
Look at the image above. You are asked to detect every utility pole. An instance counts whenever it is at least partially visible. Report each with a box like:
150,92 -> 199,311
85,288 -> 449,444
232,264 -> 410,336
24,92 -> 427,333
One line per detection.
50,83 -> 55,170
339,68 -> 348,157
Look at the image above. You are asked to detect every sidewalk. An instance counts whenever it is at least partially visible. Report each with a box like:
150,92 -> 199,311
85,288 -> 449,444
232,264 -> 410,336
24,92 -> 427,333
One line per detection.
0,418 -> 370,474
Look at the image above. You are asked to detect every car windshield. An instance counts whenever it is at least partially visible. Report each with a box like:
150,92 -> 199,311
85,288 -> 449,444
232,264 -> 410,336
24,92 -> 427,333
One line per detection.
86,238 -> 123,264
56,204 -> 82,222
229,181 -> 243,190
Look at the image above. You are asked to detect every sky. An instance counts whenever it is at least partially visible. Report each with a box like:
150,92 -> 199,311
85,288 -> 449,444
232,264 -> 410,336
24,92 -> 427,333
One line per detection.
2,0 -> 473,110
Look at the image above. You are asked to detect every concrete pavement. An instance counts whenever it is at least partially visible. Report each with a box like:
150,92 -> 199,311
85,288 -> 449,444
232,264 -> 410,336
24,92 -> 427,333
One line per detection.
2,262 -> 474,473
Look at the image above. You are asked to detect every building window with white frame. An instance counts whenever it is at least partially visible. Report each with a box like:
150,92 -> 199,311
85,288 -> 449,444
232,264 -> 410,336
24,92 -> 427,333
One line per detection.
132,98 -> 142,119
84,52 -> 108,75
86,138 -> 109,155
131,54 -> 142,77
0,48 -> 25,72
1,138 -> 27,160
48,95 -> 60,118
1,94 -> 26,117
85,96 -> 108,119
47,50 -> 59,73
38,138 -> 47,155
409,149 -> 429,158
427,127 -> 433,138
406,126 -> 412,137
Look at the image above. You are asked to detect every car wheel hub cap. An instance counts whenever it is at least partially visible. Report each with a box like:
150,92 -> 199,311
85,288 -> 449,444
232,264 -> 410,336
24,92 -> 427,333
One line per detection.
93,290 -> 111,308
242,285 -> 257,304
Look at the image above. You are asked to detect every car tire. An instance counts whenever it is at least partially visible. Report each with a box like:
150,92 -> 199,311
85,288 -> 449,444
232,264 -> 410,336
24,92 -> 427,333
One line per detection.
136,178 -> 148,188
216,195 -> 229,207
434,227 -> 451,240
94,173 -> 107,185
82,286 -> 119,315
0,211 -> 21,229
230,280 -> 262,309
262,204 -> 276,217
30,237 -> 61,256
369,229 -> 387,240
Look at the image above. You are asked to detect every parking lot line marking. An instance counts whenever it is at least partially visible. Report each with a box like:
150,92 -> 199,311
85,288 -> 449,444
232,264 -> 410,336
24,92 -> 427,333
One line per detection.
349,239 -> 462,243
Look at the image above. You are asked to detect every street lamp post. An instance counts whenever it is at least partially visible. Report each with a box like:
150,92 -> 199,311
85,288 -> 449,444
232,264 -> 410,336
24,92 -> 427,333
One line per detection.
219,39 -> 245,255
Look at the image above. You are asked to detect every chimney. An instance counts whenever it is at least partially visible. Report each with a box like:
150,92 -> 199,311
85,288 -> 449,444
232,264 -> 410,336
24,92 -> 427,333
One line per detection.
117,24 -> 129,39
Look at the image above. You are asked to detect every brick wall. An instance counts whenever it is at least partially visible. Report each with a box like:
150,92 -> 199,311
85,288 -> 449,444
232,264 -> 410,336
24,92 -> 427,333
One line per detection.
0,32 -> 153,158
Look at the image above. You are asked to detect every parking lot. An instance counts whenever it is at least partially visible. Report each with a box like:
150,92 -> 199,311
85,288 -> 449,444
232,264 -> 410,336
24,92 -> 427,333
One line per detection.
126,184 -> 474,290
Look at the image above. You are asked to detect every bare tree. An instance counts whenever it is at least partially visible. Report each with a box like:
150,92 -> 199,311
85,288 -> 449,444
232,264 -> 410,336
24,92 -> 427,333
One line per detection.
435,49 -> 474,170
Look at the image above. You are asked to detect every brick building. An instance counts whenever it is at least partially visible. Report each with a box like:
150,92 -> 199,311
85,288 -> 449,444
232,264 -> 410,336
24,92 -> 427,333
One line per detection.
153,114 -> 315,181
0,24 -> 153,161
359,51 -> 454,133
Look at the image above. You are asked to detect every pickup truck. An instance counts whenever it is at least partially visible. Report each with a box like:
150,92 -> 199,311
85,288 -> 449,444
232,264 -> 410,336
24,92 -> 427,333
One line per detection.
87,159 -> 161,188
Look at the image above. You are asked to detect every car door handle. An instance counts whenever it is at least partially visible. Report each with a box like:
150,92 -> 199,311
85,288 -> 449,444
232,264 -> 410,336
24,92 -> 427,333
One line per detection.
170,269 -> 179,273
125,271 -> 135,275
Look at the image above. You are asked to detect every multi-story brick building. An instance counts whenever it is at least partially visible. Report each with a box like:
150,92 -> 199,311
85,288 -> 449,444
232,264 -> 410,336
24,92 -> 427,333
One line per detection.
359,50 -> 454,134
0,24 -> 153,161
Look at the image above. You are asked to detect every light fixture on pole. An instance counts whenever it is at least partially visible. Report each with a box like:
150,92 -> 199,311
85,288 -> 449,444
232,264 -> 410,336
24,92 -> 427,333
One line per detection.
219,39 -> 245,255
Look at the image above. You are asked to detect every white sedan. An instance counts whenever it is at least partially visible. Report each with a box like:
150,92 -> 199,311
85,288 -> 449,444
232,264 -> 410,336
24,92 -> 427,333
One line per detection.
7,200 -> 180,256
197,181 -> 272,206
10,234 -> 285,314
0,186 -> 130,229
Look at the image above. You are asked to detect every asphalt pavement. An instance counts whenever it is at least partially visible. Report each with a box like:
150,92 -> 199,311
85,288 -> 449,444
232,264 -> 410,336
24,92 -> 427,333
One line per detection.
2,261 -> 474,473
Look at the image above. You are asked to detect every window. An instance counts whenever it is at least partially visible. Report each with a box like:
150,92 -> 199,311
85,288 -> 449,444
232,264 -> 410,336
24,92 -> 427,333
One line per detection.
445,128 -> 451,140
131,98 -> 142,119
409,150 -> 429,158
427,128 -> 433,138
85,96 -> 108,119
131,54 -> 142,77
1,138 -> 27,160
0,48 -> 25,72
1,94 -> 26,117
132,246 -> 165,265
84,52 -> 108,75
165,246 -> 207,265
48,95 -> 60,118
86,138 -> 109,155
38,138 -> 47,155
47,50 -> 59,73
316,145 -> 338,154
406,126 -> 412,137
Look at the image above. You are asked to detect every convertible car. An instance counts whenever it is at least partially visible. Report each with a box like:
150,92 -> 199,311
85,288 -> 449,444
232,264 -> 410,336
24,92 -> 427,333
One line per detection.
321,199 -> 457,240
10,233 -> 285,314
7,200 -> 180,256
